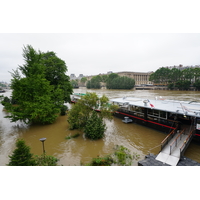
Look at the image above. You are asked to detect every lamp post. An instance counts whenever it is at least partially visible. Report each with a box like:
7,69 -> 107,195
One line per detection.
39,138 -> 46,154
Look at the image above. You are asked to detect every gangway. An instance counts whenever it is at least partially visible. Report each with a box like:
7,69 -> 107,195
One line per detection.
155,127 -> 195,166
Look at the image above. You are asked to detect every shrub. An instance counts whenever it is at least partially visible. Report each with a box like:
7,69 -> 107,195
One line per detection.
84,111 -> 106,140
85,145 -> 140,166
87,155 -> 114,166
34,154 -> 58,166
60,105 -> 68,115
8,139 -> 36,166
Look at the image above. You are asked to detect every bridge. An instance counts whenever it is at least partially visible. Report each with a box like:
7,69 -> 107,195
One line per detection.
155,126 -> 195,166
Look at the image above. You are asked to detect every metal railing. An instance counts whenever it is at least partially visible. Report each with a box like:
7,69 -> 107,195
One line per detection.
169,129 -> 186,155
179,129 -> 195,156
160,126 -> 178,151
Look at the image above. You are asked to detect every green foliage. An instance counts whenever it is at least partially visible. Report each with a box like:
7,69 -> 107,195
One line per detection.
87,155 -> 114,166
1,96 -> 11,110
85,145 -> 140,166
8,139 -> 58,166
67,92 -> 119,130
4,45 -> 72,124
8,75 -> 62,124
81,77 -> 87,84
60,105 -> 68,116
112,145 -> 140,166
86,75 -> 101,89
34,154 -> 58,166
150,66 -> 200,90
67,101 -> 89,129
193,80 -> 200,90
86,80 -> 91,89
175,80 -> 191,90
65,133 -> 80,139
8,139 -> 36,166
84,111 -> 106,140
106,73 -> 135,89
71,79 -> 79,88
167,83 -> 174,90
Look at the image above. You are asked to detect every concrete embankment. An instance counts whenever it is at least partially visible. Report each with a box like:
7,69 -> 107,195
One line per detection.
138,153 -> 200,166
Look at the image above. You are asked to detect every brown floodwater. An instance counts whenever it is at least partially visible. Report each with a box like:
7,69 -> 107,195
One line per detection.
1,88 -> 200,166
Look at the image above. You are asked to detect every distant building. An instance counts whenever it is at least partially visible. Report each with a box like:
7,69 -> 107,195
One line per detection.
70,74 -> 76,80
70,70 -> 154,86
161,64 -> 200,71
116,71 -> 153,86
70,74 -> 86,80
78,74 -> 84,79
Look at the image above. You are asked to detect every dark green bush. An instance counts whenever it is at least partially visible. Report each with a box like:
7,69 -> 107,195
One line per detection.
84,111 -> 106,140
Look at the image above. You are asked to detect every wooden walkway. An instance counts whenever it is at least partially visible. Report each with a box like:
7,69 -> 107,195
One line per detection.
155,127 -> 195,166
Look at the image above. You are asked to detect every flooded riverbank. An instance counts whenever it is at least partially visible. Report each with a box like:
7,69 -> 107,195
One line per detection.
1,88 -> 200,166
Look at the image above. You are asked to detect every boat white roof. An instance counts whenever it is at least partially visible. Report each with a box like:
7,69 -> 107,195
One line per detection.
110,97 -> 200,117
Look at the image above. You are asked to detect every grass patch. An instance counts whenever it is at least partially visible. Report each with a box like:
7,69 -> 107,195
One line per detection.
65,133 -> 80,140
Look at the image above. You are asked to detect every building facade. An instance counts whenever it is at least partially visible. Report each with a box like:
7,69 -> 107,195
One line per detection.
116,71 -> 153,86
70,71 -> 153,86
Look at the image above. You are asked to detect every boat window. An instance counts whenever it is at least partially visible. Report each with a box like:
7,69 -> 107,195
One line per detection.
160,111 -> 167,118
196,118 -> 200,130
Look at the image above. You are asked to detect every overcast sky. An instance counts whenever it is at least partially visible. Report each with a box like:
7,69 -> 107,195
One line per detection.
1,1 -> 200,83
1,33 -> 200,83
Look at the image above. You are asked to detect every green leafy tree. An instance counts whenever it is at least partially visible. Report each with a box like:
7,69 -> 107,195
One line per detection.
8,139 -> 36,166
181,68 -> 194,81
67,92 -> 118,130
193,80 -> 200,90
149,67 -> 171,85
193,67 -> 200,82
86,80 -> 91,89
84,111 -> 106,140
106,73 -> 135,89
70,79 -> 79,88
175,80 -> 191,90
86,75 -> 101,89
4,45 -> 72,124
101,75 -> 108,83
80,77 -> 87,86
8,139 -> 58,166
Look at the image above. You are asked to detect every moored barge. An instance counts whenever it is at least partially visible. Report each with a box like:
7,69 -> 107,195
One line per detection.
110,96 -> 200,141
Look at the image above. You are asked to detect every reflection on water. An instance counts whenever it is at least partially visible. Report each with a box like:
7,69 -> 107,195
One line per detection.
1,89 -> 200,166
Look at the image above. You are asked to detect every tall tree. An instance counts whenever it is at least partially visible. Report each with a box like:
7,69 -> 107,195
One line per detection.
106,73 -> 135,89
8,139 -> 36,166
67,92 -> 118,130
6,45 -> 72,124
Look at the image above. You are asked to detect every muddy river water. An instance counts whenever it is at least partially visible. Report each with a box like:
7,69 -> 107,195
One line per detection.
1,88 -> 200,166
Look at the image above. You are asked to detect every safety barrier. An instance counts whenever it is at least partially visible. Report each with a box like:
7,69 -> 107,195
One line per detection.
160,126 -> 178,151
169,129 -> 186,155
179,129 -> 195,156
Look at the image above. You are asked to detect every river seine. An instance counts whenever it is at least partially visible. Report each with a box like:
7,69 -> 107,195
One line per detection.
1,88 -> 200,166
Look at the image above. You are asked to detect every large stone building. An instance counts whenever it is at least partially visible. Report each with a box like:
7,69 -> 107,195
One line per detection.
116,71 -> 153,86
70,71 -> 153,86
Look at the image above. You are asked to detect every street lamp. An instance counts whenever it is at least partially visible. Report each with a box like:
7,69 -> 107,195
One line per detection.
39,138 -> 46,154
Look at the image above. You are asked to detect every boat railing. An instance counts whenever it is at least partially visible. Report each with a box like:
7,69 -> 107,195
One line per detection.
118,108 -> 144,118
118,108 -> 178,126
179,129 -> 195,156
160,126 -> 178,151
169,129 -> 186,155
